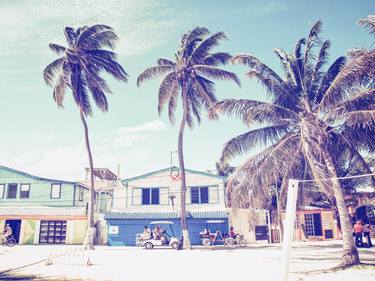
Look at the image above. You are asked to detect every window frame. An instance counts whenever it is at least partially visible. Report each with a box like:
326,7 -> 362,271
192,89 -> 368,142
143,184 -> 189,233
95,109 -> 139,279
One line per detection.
78,187 -> 84,202
141,188 -> 160,205
50,183 -> 62,199
190,186 -> 210,204
7,183 -> 18,199
19,183 -> 31,199
0,184 -> 5,199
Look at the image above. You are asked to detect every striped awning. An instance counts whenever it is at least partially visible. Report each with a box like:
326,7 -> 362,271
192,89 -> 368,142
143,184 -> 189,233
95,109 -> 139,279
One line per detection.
104,210 -> 228,220
0,206 -> 87,217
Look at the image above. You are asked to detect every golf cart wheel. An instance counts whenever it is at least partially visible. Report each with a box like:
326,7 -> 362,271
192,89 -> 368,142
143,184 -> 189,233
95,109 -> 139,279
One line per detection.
202,238 -> 212,246
225,237 -> 235,248
144,242 -> 154,249
171,242 -> 178,249
6,237 -> 16,247
239,239 -> 247,248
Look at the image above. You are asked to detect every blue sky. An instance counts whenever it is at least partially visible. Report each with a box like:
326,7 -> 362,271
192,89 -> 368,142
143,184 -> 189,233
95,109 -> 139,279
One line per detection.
0,0 -> 373,180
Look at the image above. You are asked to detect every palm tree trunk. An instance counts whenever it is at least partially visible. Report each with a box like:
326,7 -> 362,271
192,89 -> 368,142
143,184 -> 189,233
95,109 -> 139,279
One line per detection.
178,81 -> 191,249
80,109 -> 96,250
322,149 -> 360,266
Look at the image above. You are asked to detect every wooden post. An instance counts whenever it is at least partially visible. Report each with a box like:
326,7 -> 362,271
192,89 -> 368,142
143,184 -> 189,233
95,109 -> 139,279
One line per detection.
280,179 -> 299,281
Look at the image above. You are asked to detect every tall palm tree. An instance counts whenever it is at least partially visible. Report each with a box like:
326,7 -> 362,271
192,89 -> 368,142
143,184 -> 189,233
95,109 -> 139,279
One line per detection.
43,25 -> 128,249
213,21 -> 375,266
137,27 -> 240,249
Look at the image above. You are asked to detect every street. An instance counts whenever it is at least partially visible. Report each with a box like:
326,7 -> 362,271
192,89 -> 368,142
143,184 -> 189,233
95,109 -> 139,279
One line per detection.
0,241 -> 374,281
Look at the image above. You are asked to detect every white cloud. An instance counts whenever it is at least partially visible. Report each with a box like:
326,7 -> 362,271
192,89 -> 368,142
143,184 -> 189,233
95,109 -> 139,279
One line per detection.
0,0 -> 179,56
113,120 -> 167,148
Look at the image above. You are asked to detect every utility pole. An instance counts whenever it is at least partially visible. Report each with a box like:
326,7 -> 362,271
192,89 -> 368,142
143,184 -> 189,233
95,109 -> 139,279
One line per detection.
170,150 -> 177,167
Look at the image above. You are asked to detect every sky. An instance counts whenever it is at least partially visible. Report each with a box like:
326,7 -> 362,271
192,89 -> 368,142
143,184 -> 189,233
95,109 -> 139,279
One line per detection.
0,0 -> 373,181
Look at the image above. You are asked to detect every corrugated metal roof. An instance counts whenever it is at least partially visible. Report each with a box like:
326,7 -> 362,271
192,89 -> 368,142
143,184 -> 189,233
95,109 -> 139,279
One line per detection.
0,206 -> 87,217
189,210 -> 228,219
104,210 -> 228,220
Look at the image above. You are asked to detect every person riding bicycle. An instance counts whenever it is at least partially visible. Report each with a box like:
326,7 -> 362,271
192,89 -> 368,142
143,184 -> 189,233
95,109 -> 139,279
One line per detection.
229,227 -> 237,239
1,223 -> 12,243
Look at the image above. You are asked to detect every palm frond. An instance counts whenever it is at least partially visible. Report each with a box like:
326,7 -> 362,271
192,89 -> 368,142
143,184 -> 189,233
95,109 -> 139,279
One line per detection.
189,31 -> 228,64
168,90 -> 178,125
70,65 -> 92,116
221,124 -> 289,162
158,73 -> 178,115
212,99 -> 299,125
193,65 -> 240,86
49,43 -> 66,55
137,65 -> 175,86
358,15 -> 375,36
344,110 -> 375,129
157,58 -> 176,66
43,58 -> 65,86
202,52 -> 232,66
64,27 -> 76,47
87,54 -> 128,81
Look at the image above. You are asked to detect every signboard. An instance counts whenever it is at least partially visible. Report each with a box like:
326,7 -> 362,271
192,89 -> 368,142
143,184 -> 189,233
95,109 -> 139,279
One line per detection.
108,226 -> 119,235
324,229 -> 333,239
255,225 -> 269,240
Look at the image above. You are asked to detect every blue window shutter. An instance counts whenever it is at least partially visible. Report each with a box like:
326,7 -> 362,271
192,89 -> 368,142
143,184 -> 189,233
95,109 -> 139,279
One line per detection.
142,188 -> 150,205
191,187 -> 200,204
200,187 -> 209,203
151,188 -> 159,205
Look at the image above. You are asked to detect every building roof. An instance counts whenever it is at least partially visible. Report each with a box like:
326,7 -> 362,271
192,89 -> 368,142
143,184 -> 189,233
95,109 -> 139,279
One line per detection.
122,166 -> 224,184
0,165 -> 84,186
104,210 -> 228,220
85,168 -> 118,181
0,206 -> 87,217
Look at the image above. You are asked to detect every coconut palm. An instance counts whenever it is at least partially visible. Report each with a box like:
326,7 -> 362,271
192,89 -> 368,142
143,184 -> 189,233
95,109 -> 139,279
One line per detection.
43,25 -> 128,249
213,21 -> 375,266
327,15 -> 375,93
137,27 -> 240,249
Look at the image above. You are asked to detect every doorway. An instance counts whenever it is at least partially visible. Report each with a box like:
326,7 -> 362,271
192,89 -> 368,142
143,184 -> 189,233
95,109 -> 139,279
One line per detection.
5,219 -> 22,243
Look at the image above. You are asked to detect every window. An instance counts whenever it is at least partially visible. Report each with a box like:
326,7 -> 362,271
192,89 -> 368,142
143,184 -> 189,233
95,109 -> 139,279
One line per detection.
50,184 -> 61,199
141,188 -> 160,205
79,187 -> 84,201
20,184 -> 30,199
304,213 -> 323,236
39,220 -> 66,244
7,184 -> 18,199
191,186 -> 209,204
0,184 -> 4,199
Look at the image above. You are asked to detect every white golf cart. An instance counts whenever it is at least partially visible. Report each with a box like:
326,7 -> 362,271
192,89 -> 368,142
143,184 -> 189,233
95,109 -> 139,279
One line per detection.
137,221 -> 179,250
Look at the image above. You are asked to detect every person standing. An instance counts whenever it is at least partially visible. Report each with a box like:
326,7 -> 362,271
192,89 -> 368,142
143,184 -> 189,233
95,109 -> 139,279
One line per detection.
353,220 -> 364,247
363,223 -> 373,248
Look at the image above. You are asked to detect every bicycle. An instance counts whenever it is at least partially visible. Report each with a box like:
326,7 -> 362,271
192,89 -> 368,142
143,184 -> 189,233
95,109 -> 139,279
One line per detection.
0,235 -> 16,247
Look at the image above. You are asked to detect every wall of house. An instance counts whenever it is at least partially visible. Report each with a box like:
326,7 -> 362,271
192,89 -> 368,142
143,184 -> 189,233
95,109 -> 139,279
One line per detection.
0,168 -> 76,206
73,185 -> 90,207
281,209 -> 339,241
114,169 -> 225,211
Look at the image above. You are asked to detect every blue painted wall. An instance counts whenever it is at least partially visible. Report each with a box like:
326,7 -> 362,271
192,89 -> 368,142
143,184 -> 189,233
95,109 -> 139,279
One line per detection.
107,218 -> 229,246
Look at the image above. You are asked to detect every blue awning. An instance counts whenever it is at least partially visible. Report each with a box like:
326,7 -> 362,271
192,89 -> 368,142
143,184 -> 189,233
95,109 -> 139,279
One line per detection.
104,210 -> 228,220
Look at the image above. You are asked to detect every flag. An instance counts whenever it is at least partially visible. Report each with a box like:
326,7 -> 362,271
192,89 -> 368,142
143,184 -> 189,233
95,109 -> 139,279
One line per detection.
170,174 -> 181,182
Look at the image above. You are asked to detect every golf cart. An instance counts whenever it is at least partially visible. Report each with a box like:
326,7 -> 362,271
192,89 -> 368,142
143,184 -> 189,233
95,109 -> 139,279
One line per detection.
200,220 -> 229,246
137,221 -> 179,250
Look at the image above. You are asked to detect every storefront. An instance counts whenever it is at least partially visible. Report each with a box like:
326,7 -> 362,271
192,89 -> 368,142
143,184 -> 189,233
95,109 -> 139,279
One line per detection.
0,206 -> 88,245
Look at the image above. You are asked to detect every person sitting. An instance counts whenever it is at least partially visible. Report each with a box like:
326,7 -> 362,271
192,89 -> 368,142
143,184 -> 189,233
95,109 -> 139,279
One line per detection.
229,227 -> 237,239
353,220 -> 364,247
141,225 -> 151,240
200,228 -> 210,237
152,226 -> 161,240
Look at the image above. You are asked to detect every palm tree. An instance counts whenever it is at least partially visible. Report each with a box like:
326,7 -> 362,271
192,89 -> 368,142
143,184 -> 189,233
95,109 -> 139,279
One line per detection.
43,25 -> 128,249
213,21 -> 375,266
137,27 -> 240,249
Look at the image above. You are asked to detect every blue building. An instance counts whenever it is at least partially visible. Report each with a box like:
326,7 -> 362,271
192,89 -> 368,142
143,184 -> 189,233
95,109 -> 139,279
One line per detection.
105,166 -> 229,246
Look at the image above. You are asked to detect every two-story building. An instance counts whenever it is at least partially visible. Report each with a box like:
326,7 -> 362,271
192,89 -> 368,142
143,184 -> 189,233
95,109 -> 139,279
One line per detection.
104,166 -> 229,246
0,165 -> 90,245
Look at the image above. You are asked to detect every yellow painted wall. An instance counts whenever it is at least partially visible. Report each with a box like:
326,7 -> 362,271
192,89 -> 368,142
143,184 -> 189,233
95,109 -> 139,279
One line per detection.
73,220 -> 87,244
21,220 -> 36,245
